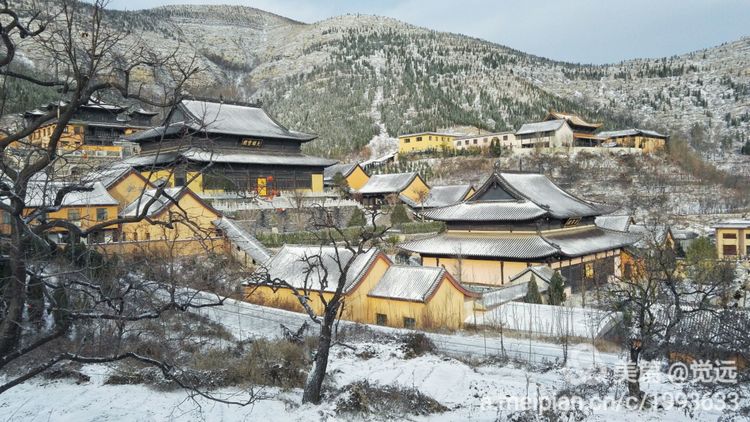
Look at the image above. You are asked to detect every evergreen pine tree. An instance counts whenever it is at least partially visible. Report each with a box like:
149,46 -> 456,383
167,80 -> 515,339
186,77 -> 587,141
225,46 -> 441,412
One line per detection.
547,270 -> 566,306
525,274 -> 543,304
347,207 -> 366,227
390,203 -> 411,226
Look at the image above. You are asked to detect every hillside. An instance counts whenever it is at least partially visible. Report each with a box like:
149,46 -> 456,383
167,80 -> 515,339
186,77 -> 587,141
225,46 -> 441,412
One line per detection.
6,2 -> 750,164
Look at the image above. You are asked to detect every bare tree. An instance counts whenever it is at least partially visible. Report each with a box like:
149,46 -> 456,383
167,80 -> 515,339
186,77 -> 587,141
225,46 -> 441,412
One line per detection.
0,1 -> 253,401
251,205 -> 389,404
606,224 -> 736,398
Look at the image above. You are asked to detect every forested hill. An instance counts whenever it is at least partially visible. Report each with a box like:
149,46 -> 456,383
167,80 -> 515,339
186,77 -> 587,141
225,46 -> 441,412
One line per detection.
6,2 -> 750,162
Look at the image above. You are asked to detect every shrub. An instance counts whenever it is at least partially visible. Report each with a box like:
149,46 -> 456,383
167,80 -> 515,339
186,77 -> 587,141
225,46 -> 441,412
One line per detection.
335,381 -> 447,417
400,332 -> 435,358
390,203 -> 411,225
348,207 -> 366,227
525,275 -> 543,304
547,271 -> 566,305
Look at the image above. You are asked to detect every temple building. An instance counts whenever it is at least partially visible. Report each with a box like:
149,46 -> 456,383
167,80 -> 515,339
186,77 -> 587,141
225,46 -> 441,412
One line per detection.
597,129 -> 668,152
356,172 -> 430,207
323,163 -> 370,191
398,170 -> 638,290
515,120 -> 574,148
544,111 -> 603,147
123,98 -> 336,196
20,100 -> 156,159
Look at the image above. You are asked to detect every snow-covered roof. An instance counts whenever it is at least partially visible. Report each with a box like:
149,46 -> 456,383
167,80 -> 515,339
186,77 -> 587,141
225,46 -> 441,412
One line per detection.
181,149 -> 336,167
516,119 -> 566,135
545,111 -> 602,129
598,128 -> 668,139
121,148 -> 336,168
179,99 -> 316,141
323,163 -> 358,182
400,227 -> 637,260
357,172 -> 422,195
120,187 -> 184,217
423,200 -> 547,222
255,246 -> 381,293
545,226 -> 638,257
509,265 -> 561,285
411,184 -> 473,209
23,181 -> 118,208
423,171 -> 614,223
713,219 -> 750,229
122,151 -> 182,168
214,217 -> 271,264
400,233 -> 559,260
595,215 -> 633,232
368,265 -> 446,302
82,164 -> 139,189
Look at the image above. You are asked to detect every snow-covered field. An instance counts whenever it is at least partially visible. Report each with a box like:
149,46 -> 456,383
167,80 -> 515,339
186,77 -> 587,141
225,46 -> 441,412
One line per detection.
1,295 -> 747,421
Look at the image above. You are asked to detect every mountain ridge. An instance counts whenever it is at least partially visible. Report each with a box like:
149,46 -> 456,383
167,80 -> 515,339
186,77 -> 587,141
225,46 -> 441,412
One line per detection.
6,1 -> 750,166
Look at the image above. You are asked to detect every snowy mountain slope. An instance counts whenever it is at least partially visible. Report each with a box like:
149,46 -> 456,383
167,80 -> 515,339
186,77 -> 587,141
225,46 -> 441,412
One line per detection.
7,1 -> 750,160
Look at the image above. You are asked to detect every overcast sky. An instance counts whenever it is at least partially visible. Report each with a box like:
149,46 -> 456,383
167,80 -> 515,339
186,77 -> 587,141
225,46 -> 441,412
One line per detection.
103,0 -> 750,64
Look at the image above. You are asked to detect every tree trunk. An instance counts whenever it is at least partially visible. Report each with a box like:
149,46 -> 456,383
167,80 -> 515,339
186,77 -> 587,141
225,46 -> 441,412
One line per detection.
0,221 -> 28,356
302,305 -> 336,404
627,339 -> 643,398
27,274 -> 45,328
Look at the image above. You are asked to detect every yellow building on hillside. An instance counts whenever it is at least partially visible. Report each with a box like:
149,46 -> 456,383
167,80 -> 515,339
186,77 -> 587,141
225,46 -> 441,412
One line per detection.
598,129 -> 669,153
323,163 -> 370,191
245,246 -> 478,330
400,171 -> 638,290
714,220 -> 750,259
356,172 -> 430,207
398,132 -> 458,154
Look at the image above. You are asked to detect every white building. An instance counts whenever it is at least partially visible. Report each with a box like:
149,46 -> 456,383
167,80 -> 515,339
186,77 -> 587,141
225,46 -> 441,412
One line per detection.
453,131 -> 517,151
515,119 -> 574,148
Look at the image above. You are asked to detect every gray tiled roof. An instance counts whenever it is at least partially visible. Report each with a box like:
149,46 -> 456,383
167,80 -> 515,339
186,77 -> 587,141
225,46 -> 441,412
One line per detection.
368,265 -> 446,302
122,151 -> 182,167
544,226 -> 639,257
214,217 -> 271,264
358,172 -> 421,195
180,100 -> 316,141
120,187 -> 184,217
22,181 -> 119,208
256,246 -> 379,293
182,148 -> 337,167
508,265 -> 559,284
423,200 -> 547,222
418,184 -> 473,208
598,128 -> 668,139
399,233 -> 558,259
83,164 -> 137,189
121,148 -> 335,168
399,226 -> 638,260
595,215 -> 633,232
323,163 -> 357,182
713,219 -> 750,229
499,172 -> 610,219
516,119 -> 566,135
123,123 -> 186,142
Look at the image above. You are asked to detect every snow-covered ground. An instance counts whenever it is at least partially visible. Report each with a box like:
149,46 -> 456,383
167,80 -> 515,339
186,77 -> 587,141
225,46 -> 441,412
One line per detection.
2,341 -> 745,421
2,294 -> 746,421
